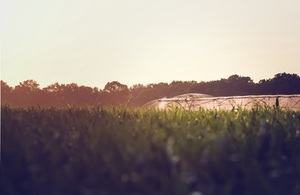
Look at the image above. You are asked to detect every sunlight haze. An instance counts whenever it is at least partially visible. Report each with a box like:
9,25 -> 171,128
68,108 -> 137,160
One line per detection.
1,0 -> 300,89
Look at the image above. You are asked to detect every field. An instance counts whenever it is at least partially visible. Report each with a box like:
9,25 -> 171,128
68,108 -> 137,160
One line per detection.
1,106 -> 300,195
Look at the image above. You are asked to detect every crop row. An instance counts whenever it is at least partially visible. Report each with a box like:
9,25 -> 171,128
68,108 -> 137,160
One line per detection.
1,106 -> 300,195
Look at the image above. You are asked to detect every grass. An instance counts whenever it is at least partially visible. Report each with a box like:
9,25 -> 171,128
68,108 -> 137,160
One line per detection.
1,106 -> 300,195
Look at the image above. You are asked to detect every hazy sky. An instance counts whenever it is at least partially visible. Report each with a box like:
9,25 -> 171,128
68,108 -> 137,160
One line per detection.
1,0 -> 300,89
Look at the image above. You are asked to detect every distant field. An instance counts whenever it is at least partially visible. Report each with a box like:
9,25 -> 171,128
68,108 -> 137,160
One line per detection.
2,106 -> 300,195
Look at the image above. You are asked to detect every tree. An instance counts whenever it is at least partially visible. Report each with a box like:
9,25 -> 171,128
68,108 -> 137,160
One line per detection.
257,73 -> 300,94
269,73 -> 300,94
13,80 -> 42,106
1,80 -> 12,94
1,81 -> 13,105
226,75 -> 255,95
43,82 -> 64,93
15,80 -> 40,92
103,81 -> 130,106
42,83 -> 66,107
104,81 -> 129,93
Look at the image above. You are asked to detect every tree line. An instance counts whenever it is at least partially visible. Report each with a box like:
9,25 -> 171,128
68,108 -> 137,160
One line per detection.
1,72 -> 300,108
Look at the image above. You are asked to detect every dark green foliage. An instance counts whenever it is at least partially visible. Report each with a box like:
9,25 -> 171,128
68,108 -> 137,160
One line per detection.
1,106 -> 300,195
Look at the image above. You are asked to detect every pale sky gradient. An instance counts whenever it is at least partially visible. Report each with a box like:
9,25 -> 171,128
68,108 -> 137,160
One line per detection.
1,0 -> 300,89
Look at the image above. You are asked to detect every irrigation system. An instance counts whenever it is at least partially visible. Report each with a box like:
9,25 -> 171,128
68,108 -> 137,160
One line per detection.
143,93 -> 300,111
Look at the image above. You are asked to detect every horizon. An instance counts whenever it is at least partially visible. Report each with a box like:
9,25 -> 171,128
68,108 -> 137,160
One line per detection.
1,72 -> 298,90
1,0 -> 300,89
